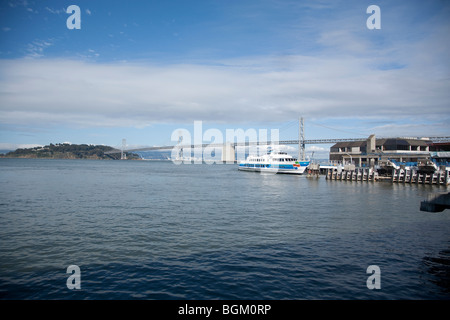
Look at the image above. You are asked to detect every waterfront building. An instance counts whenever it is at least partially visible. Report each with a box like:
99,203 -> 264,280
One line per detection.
329,135 -> 431,167
429,142 -> 450,166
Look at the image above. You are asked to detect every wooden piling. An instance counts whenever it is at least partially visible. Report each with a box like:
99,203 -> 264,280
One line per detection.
325,167 -> 448,185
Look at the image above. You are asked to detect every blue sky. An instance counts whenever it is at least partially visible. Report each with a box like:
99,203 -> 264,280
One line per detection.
0,0 -> 449,156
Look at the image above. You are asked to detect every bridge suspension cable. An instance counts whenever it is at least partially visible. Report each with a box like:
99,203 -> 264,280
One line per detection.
105,136 -> 450,154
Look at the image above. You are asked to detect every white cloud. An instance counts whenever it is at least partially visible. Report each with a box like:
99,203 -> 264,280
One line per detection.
45,7 -> 64,15
0,143 -> 42,150
307,146 -> 327,152
26,39 -> 54,58
367,123 -> 449,138
8,0 -> 29,9
0,49 -> 448,135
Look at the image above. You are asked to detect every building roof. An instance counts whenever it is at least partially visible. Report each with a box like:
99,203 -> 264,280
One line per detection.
332,140 -> 367,148
331,138 -> 429,148
331,140 -> 366,148
376,138 -> 429,146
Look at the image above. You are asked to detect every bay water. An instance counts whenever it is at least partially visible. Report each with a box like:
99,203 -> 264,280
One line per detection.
0,158 -> 449,299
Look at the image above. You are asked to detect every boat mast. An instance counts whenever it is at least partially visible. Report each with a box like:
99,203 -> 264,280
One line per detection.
299,117 -> 305,161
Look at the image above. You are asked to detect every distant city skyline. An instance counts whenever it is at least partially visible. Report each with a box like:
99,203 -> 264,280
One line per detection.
1,0 -> 449,157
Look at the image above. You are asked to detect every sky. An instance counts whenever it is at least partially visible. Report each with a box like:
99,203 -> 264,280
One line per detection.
0,0 -> 449,158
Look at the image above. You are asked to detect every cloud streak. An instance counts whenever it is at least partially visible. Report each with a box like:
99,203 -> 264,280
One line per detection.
0,50 -> 448,133
26,39 -> 54,58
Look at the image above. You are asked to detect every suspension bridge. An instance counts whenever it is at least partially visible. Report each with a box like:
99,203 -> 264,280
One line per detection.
105,118 -> 450,162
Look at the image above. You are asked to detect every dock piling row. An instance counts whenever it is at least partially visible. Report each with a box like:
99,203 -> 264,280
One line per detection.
325,168 -> 378,182
390,168 -> 449,185
324,167 -> 449,185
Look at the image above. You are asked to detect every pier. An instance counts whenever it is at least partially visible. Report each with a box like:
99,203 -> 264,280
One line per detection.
389,168 -> 450,185
325,167 -> 378,182
324,133 -> 450,185
324,166 -> 449,185
306,163 -> 320,177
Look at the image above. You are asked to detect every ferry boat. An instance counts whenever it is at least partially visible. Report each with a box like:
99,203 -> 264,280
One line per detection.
238,150 -> 310,174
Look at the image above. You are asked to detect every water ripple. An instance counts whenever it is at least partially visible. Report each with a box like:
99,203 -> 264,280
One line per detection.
1,159 -> 450,299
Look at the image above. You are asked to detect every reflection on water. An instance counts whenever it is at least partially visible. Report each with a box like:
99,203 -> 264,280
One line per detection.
422,247 -> 450,295
0,159 -> 449,299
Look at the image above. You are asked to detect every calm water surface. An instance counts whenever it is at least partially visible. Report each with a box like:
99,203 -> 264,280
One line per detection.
0,158 -> 449,299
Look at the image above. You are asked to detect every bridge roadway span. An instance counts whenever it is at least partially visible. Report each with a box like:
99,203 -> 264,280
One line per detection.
105,137 -> 450,154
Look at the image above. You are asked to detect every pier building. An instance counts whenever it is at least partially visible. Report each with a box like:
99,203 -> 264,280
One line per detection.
429,142 -> 450,166
329,135 -> 431,167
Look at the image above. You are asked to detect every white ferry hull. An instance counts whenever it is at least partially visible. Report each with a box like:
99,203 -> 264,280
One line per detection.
238,162 -> 309,175
238,150 -> 310,175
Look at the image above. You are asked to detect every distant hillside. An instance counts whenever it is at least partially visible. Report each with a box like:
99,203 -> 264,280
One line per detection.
0,143 -> 139,160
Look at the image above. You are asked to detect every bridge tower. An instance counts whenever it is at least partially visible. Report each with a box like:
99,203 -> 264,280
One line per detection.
178,132 -> 183,161
221,143 -> 236,164
121,138 -> 127,160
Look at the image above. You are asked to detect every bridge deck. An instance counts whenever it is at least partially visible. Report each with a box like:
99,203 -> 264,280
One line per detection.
105,137 -> 450,154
